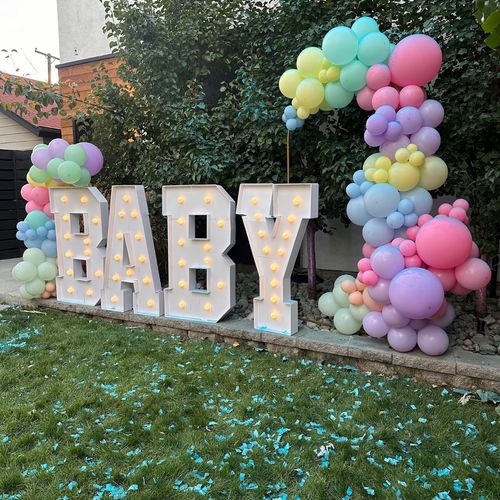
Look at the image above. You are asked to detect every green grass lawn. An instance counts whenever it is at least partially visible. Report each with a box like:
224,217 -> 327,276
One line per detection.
0,306 -> 498,499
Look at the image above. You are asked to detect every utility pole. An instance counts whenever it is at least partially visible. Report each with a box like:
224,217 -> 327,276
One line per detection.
35,49 -> 60,84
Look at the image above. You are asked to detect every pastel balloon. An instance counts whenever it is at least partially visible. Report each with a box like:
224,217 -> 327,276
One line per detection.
376,105 -> 397,121
362,288 -> 384,312
24,247 -> 46,265
428,267 -> 456,292
31,147 -> 52,170
349,291 -> 364,306
380,136 -> 410,161
367,278 -> 391,304
12,261 -> 37,282
48,138 -> 69,159
20,184 -> 34,201
401,187 -> 432,215
296,47 -> 324,78
366,114 -> 388,135
450,283 -> 471,296
382,304 -> 410,328
455,258 -> 491,291
384,121 -> 402,141
322,26 -> 358,66
409,319 -> 428,330
419,99 -> 444,128
388,162 -> 419,191
318,292 -> 341,317
334,308 -> 362,335
347,196 -> 371,226
389,268 -> 444,319
371,245 -> 405,279
396,106 -> 423,135
389,34 -> 442,87
350,304 -> 370,321
430,302 -> 456,328
366,64 -> 391,90
341,280 -> 357,294
25,210 -> 49,229
334,274 -> 356,288
417,325 -> 449,356
296,78 -> 324,108
324,81 -> 354,109
31,187 -> 49,206
358,32 -> 390,66
387,326 -> 417,352
333,285 -> 350,308
362,218 -> 395,247
80,142 -> 104,176
469,241 -> 480,258
363,312 -> 389,338
410,127 -> 441,156
356,86 -> 375,110
362,243 -> 375,258
29,166 -> 50,184
25,201 -> 42,213
37,261 -> 57,281
399,85 -> 425,108
47,158 -> 63,179
25,278 -> 45,296
351,16 -> 378,39
279,69 -> 303,98
364,183 -> 400,217
364,130 -> 385,147
340,60 -> 368,92
372,86 -> 399,110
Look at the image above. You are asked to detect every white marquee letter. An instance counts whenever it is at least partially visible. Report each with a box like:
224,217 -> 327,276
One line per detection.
236,183 -> 318,335
162,185 -> 235,322
50,187 -> 108,305
102,186 -> 163,316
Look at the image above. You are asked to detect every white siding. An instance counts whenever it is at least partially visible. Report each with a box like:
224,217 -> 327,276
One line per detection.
0,113 -> 40,151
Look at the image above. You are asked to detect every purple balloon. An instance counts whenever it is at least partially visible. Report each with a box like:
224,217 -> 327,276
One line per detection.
364,130 -> 385,147
370,245 -> 405,279
430,302 -> 455,328
417,325 -> 449,356
409,319 -> 428,330
410,126 -> 441,156
389,268 -> 444,319
79,142 -> 104,176
382,304 -> 410,327
48,138 -> 69,159
376,104 -> 397,121
363,312 -> 389,338
380,135 -> 410,161
31,147 -> 52,170
387,326 -> 417,352
396,106 -> 423,135
384,120 -> 402,141
419,99 -> 444,128
367,278 -> 391,304
366,114 -> 388,135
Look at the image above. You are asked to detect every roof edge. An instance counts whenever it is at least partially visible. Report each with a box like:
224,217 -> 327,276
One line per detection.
56,53 -> 116,70
0,106 -> 61,137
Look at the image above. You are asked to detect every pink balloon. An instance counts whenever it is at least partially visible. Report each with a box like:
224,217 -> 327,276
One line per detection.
389,34 -> 442,87
399,240 -> 416,257
404,255 -> 423,268
363,312 -> 390,338
418,214 -> 433,226
438,203 -> 453,215
366,64 -> 391,90
455,258 -> 491,291
469,242 -> 480,258
388,326 -> 417,352
399,85 -> 425,108
43,203 -> 53,218
428,267 -> 456,292
356,86 -> 375,111
20,184 -> 34,201
453,198 -> 469,211
31,187 -> 49,206
450,283 -> 471,296
415,216 -> 472,269
358,258 -> 372,272
372,86 -> 400,110
379,135 -> 410,161
430,299 -> 448,320
406,226 -> 419,241
448,207 -> 467,222
25,200 -> 42,213
362,270 -> 379,286
362,243 -> 375,258
417,325 -> 449,356
391,237 -> 405,247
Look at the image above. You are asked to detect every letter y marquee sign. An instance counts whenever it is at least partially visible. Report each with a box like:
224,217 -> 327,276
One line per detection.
49,183 -> 319,336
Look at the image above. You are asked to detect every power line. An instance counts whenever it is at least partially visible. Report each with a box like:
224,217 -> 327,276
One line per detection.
34,49 -> 60,85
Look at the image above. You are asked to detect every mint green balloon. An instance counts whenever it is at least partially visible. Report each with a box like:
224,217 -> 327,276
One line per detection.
324,82 -> 354,109
25,278 -> 45,296
351,16 -> 379,39
33,143 -> 48,151
23,248 -> 46,266
74,168 -> 91,187
58,160 -> 82,184
47,158 -> 63,179
37,262 -> 57,281
19,285 -> 35,299
349,303 -> 370,321
12,261 -> 37,282
339,60 -> 368,92
334,308 -> 362,335
64,144 -> 87,166
322,26 -> 358,66
29,165 -> 49,183
333,284 -> 350,308
25,210 -> 49,229
318,292 -> 341,317
334,274 -> 356,288
46,257 -> 57,266
357,32 -> 390,66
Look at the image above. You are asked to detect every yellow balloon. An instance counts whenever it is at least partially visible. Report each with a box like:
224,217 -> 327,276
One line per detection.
363,153 -> 382,171
375,156 -> 392,170
295,78 -> 325,108
291,97 -> 300,108
318,69 -> 328,84
365,168 -> 376,181
407,143 -> 418,152
326,66 -> 340,81
388,163 -> 420,191
409,151 -> 425,167
279,69 -> 302,99
395,148 -> 410,163
297,107 -> 310,120
296,47 -> 324,78
419,156 -> 448,190
319,98 -> 333,111
322,57 -> 332,69
373,169 -> 389,183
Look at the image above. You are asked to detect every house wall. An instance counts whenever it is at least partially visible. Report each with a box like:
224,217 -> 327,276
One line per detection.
0,113 -> 41,151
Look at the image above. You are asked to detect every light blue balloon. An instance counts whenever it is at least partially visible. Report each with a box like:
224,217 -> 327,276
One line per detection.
353,170 -> 366,184
295,118 -> 305,128
16,231 -> 26,241
282,113 -> 288,123
387,211 -> 405,229
284,105 -> 297,119
351,16 -> 379,39
401,187 -> 433,216
324,81 -> 354,109
47,229 -> 56,240
363,218 -> 395,247
357,32 -> 390,66
347,196 -> 371,226
41,239 -> 57,258
45,220 -> 55,230
25,229 -> 36,240
404,213 -> 418,227
322,26 -> 359,66
364,183 -> 400,218
286,119 -> 298,131
17,221 -> 28,232
398,198 -> 414,215
339,60 -> 368,92
360,181 -> 373,194
36,226 -> 48,237
346,183 -> 361,198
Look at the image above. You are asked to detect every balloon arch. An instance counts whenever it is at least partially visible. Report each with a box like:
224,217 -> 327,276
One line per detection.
279,16 -> 491,356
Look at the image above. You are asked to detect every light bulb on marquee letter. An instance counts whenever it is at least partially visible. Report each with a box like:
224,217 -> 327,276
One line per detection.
236,183 -> 319,335
162,185 -> 235,322
102,186 -> 163,316
50,187 -> 108,305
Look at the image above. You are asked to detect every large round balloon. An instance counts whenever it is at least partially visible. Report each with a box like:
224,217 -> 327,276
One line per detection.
417,325 -> 449,356
339,60 -> 368,92
363,311 -> 389,338
387,326 -> 417,352
347,196 -> 371,226
358,32 -> 390,66
363,183 -> 400,218
296,78 -> 325,108
454,258 -> 491,291
370,245 -> 405,279
324,81 -> 354,109
80,142 -> 104,176
279,69 -> 303,99
362,218 -> 394,247
334,308 -> 362,335
296,47 -> 324,78
389,268 -> 444,319
322,26 -> 358,66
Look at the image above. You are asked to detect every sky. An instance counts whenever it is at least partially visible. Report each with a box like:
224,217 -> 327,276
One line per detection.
0,0 -> 60,82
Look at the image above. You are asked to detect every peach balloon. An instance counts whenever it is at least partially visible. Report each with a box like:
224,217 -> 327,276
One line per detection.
341,280 -> 357,294
45,282 -> 56,293
41,291 -> 51,299
363,288 -> 384,311
349,291 -> 364,306
355,279 -> 367,291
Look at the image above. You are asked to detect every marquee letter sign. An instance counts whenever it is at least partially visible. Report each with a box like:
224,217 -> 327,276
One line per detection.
101,186 -> 163,316
50,187 -> 108,305
236,183 -> 319,335
162,185 -> 235,321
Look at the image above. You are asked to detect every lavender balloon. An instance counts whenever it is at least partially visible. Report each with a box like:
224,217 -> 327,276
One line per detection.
384,120 -> 402,141
363,312 -> 389,338
31,147 -> 52,170
364,130 -> 385,147
417,325 -> 449,356
396,106 -> 423,135
419,99 -> 444,128
366,114 -> 388,135
376,104 -> 396,121
409,319 -> 428,330
382,304 -> 410,327
380,135 -> 410,161
389,268 -> 444,319
80,142 -> 104,176
387,326 -> 417,352
48,138 -> 69,159
367,278 -> 391,304
430,302 -> 455,328
410,126 -> 441,156
370,245 -> 405,279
